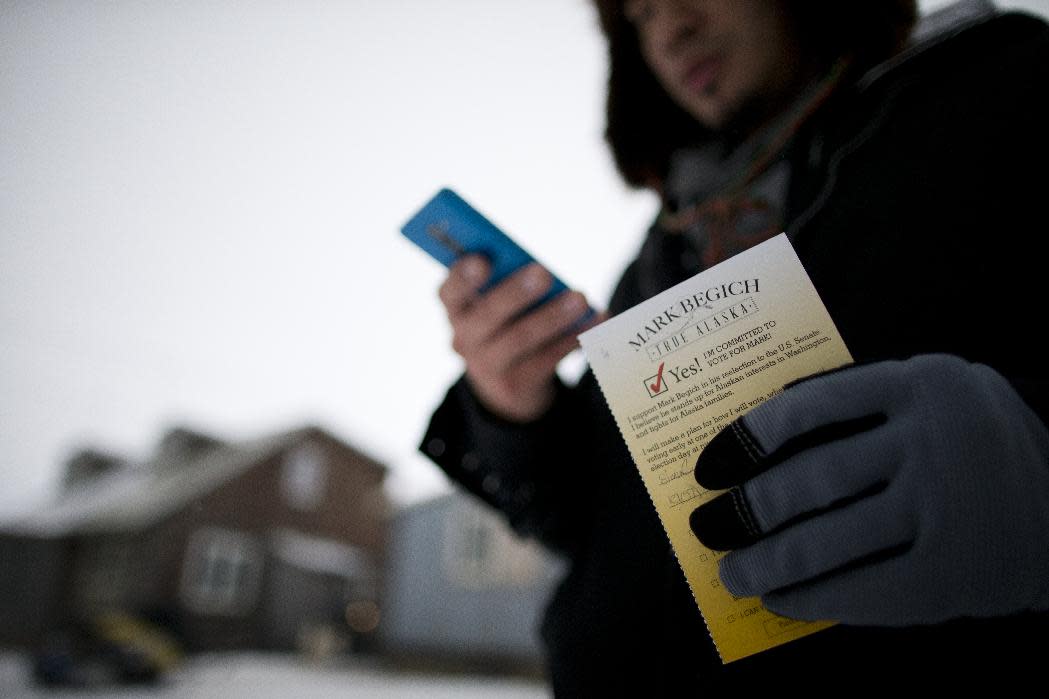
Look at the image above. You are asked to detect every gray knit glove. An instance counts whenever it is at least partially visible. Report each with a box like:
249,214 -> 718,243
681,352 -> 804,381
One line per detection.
689,354 -> 1049,625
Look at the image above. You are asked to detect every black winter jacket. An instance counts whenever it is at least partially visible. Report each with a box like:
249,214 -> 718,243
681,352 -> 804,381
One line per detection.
422,6 -> 1049,692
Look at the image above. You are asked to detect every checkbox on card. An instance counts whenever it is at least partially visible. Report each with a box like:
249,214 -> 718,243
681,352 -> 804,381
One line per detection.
645,362 -> 668,397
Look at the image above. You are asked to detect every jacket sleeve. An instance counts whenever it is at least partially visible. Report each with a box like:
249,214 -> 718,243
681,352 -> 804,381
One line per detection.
419,374 -> 592,555
419,258 -> 649,556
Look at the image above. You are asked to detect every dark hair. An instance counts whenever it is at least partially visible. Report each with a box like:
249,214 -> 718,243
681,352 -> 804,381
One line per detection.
593,0 -> 919,191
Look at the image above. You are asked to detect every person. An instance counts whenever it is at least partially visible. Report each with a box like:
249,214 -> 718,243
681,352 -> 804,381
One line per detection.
421,0 -> 1049,692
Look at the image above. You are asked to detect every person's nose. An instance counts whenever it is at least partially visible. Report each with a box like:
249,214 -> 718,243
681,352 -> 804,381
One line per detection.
649,0 -> 705,58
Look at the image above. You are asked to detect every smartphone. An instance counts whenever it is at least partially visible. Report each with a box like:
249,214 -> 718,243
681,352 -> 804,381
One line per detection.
400,188 -> 594,318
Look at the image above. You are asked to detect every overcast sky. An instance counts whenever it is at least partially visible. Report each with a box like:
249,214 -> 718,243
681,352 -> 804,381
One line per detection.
3,0 -> 1047,515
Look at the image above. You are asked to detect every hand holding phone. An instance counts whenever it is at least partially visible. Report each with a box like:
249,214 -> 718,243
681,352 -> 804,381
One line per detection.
401,188 -> 594,318
401,188 -> 600,422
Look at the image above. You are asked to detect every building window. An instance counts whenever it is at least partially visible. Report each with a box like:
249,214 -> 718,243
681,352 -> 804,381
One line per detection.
180,527 -> 262,616
441,500 -> 543,588
281,443 -> 328,511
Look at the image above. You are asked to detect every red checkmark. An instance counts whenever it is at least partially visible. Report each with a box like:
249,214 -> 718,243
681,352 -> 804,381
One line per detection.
650,362 -> 665,393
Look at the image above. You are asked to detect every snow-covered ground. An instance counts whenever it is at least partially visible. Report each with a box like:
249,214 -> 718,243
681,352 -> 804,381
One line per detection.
0,652 -> 549,699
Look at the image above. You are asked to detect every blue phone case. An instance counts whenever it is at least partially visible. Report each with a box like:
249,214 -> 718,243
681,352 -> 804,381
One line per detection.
401,188 -> 591,317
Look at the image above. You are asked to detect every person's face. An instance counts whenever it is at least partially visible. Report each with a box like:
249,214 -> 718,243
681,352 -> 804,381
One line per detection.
624,0 -> 807,132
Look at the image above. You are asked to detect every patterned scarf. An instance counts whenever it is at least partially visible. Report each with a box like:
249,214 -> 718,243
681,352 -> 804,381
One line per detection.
655,60 -> 849,273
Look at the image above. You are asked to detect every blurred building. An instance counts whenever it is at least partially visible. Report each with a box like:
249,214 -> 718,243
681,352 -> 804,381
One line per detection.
382,493 -> 564,674
0,425 -> 387,654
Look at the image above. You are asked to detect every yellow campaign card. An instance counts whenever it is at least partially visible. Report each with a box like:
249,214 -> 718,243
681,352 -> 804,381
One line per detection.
578,233 -> 853,663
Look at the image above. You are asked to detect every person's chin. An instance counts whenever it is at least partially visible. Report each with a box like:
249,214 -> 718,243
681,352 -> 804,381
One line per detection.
687,99 -> 733,133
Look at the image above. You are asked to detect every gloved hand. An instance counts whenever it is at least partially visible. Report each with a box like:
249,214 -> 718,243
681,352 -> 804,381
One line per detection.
689,354 -> 1049,626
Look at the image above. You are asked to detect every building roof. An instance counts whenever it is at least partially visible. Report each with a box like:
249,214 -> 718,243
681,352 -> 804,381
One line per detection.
2,425 -> 384,538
